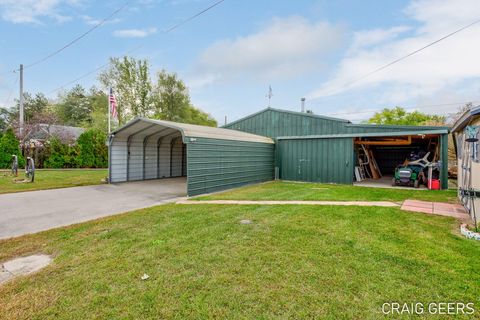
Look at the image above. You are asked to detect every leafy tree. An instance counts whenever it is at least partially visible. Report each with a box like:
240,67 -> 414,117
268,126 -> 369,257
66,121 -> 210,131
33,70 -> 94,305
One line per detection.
0,106 -> 12,132
98,56 -> 152,125
85,87 -> 109,132
152,70 -> 217,126
0,128 -> 24,169
99,57 -> 216,127
77,129 -> 108,168
367,107 -> 446,126
7,92 -> 55,142
56,85 -> 93,126
152,70 -> 190,122
183,105 -> 217,127
12,92 -> 49,123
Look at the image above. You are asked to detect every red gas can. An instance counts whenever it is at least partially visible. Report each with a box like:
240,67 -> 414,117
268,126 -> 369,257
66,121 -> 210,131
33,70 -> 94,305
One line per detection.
428,179 -> 440,190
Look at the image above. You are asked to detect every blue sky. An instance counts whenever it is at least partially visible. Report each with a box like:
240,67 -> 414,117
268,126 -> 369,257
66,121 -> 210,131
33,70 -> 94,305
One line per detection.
1,0 -> 479,124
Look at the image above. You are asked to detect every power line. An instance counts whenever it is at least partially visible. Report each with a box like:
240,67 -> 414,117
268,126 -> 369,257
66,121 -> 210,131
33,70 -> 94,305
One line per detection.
21,1 -> 130,70
49,45 -> 143,94
164,0 -> 225,33
49,0 -> 226,95
311,18 -> 480,99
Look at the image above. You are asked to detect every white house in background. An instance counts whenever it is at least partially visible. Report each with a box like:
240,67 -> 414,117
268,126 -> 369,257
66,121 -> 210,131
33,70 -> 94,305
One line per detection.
451,105 -> 480,226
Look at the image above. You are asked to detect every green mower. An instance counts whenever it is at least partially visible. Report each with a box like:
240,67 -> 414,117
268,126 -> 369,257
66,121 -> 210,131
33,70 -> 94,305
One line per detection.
392,152 -> 430,188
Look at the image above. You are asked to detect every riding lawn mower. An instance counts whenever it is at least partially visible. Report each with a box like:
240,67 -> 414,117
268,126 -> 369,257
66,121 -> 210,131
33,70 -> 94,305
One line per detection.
392,151 -> 431,188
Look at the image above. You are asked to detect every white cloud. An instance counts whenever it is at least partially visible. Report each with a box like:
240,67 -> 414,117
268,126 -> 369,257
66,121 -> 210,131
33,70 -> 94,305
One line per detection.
80,15 -> 120,26
191,16 -> 345,86
307,0 -> 480,105
113,27 -> 157,38
349,26 -> 411,52
0,0 -> 79,24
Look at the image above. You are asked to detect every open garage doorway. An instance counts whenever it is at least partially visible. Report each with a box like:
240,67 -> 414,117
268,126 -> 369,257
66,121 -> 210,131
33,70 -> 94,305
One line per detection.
108,119 -> 188,196
353,133 -> 447,189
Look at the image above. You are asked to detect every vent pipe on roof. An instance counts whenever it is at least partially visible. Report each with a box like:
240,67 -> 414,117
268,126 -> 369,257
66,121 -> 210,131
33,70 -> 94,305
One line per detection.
301,97 -> 306,113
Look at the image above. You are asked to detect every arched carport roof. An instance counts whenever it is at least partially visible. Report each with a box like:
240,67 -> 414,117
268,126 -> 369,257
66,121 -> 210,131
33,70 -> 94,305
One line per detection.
110,117 -> 274,144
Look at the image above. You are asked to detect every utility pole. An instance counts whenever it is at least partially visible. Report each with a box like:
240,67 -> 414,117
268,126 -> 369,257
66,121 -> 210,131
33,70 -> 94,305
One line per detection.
19,64 -> 24,136
224,115 -> 227,126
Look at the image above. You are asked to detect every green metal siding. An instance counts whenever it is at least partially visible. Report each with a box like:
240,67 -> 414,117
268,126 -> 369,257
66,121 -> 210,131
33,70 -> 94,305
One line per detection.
225,108 -> 348,138
186,137 -> 274,196
344,123 -> 450,134
277,137 -> 353,184
225,108 -> 448,138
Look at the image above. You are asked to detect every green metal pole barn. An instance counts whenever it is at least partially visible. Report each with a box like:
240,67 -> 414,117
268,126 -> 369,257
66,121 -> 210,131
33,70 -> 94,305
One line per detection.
225,108 -> 450,189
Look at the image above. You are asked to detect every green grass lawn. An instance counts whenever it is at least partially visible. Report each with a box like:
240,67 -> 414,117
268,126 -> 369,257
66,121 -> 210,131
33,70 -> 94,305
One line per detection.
196,180 -> 458,203
1,203 -> 478,319
0,169 -> 107,194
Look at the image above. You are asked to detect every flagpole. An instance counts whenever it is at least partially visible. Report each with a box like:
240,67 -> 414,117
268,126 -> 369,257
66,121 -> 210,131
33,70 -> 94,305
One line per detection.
108,87 -> 111,135
107,88 -> 111,184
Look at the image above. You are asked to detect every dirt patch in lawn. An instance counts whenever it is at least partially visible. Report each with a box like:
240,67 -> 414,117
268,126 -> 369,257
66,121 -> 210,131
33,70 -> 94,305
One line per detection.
1,254 -> 52,284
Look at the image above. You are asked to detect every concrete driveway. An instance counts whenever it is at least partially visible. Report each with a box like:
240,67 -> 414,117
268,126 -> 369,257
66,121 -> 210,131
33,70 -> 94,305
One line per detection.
0,178 -> 186,240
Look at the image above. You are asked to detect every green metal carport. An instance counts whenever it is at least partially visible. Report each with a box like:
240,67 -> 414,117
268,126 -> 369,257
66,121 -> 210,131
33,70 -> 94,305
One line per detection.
109,118 -> 275,196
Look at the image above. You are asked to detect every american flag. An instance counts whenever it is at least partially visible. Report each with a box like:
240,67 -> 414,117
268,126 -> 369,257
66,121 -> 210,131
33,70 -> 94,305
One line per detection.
109,88 -> 118,118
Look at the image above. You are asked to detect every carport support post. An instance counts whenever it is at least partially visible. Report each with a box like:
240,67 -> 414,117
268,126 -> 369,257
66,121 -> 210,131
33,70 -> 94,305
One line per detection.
181,143 -> 186,176
157,137 -> 163,179
126,136 -> 133,182
142,136 -> 148,180
170,138 -> 175,177
440,133 -> 449,189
